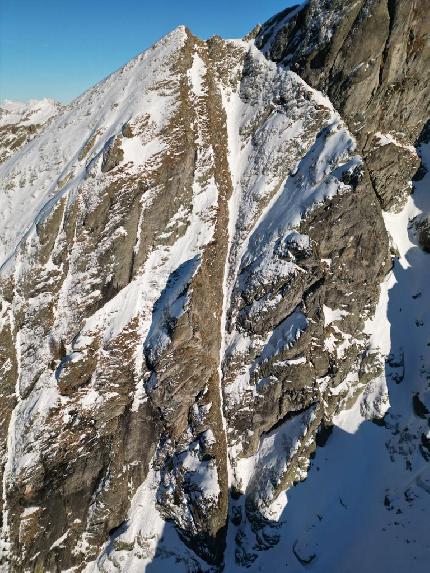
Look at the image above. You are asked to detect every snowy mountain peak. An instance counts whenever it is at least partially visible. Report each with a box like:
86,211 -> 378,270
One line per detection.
0,1 -> 429,571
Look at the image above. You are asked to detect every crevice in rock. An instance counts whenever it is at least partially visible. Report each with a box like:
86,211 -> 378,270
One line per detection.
324,0 -> 366,90
261,404 -> 315,438
363,160 -> 386,209
378,0 -> 397,89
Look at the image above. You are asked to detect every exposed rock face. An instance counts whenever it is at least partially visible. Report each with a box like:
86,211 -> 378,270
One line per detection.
258,0 -> 430,140
0,2 -> 428,572
365,134 -> 419,211
256,0 -> 428,211
416,215 -> 430,253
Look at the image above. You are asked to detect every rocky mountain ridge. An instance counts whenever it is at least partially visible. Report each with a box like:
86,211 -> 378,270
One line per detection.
0,99 -> 62,164
0,1 -> 429,571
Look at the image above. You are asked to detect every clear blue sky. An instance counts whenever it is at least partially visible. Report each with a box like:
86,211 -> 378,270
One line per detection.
0,0 -> 296,103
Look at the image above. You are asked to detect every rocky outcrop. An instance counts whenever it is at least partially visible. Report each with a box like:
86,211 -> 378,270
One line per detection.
256,0 -> 429,211
416,216 -> 430,253
0,1 -> 428,571
365,134 -> 419,211
101,136 -> 124,173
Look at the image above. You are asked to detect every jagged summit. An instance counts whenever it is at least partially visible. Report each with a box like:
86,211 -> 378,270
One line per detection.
0,2 -> 429,571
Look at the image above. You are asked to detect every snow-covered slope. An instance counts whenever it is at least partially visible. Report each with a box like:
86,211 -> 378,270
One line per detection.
0,1 -> 428,571
0,99 -> 61,128
0,98 -> 62,164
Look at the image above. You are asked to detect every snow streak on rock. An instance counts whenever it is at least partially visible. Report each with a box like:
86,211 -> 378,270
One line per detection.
222,139 -> 430,573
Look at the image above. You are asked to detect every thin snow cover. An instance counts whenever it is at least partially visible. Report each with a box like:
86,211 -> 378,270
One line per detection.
220,41 -> 429,568
179,444 -> 220,499
238,251 -> 299,300
144,256 -> 201,363
71,40 -> 218,420
86,460 -> 209,573
82,462 -> 210,573
332,388 -> 365,434
20,506 -> 40,518
224,53 -> 358,283
0,26 -> 188,272
0,98 -> 61,127
226,67 -> 359,279
224,309 -> 308,408
2,315 -> 61,477
121,137 -> 166,173
0,27 -> 220,549
222,144 -> 430,573
274,356 -> 307,367
236,405 -> 316,501
50,530 -> 70,551
360,374 -> 390,420
253,116 -> 359,241
374,131 -> 416,154
220,40 -> 361,418
323,305 -> 349,326
187,52 -> 207,97
259,310 -> 308,363
226,133 -> 430,573
2,17 -> 429,571
79,135 -> 218,352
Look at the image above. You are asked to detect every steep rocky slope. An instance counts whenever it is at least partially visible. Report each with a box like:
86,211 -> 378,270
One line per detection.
256,0 -> 429,210
0,1 -> 428,572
